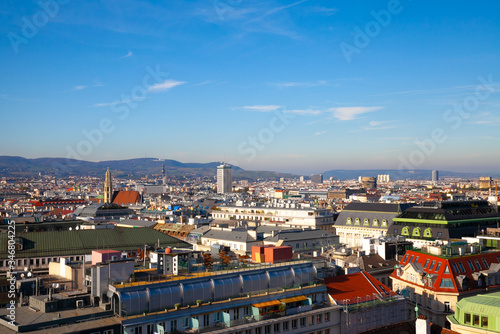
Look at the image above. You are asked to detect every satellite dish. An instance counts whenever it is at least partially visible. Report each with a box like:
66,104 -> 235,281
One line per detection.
75,226 -> 79,230
20,273 -> 25,278
27,272 -> 32,277
52,283 -> 59,289
69,227 -> 72,231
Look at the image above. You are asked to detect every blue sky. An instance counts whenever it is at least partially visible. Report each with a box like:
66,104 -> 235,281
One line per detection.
1,0 -> 499,174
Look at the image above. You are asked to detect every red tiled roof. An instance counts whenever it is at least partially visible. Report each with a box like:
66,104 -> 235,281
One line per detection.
391,250 -> 500,293
112,191 -> 141,205
325,271 -> 395,305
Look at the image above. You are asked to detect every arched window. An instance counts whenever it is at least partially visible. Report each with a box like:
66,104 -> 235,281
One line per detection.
354,218 -> 360,225
424,228 -> 432,238
363,218 -> 370,226
372,219 -> 379,226
412,227 -> 421,237
402,226 -> 410,236
346,217 -> 352,225
381,219 -> 388,227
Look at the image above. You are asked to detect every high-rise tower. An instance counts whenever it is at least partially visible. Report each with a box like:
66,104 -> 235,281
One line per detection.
104,167 -> 113,204
217,163 -> 232,194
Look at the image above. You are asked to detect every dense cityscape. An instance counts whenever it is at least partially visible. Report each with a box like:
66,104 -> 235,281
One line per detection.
0,163 -> 500,333
2,1 -> 500,333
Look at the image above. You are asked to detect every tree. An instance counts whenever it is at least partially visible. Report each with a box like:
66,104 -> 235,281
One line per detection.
219,251 -> 231,268
202,253 -> 213,271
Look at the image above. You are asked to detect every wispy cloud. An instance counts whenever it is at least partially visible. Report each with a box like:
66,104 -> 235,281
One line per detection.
271,80 -> 326,88
329,106 -> 383,121
71,81 -> 103,92
241,105 -> 283,112
315,131 -> 327,136
120,50 -> 133,58
94,100 -> 132,107
148,79 -> 186,92
284,108 -> 322,115
192,80 -> 212,87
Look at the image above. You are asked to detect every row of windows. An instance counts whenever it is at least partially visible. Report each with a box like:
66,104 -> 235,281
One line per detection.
0,256 -> 83,268
131,312 -> 332,334
464,313 -> 488,328
346,217 -> 388,227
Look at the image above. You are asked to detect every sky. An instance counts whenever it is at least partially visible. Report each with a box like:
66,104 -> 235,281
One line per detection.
0,0 -> 499,175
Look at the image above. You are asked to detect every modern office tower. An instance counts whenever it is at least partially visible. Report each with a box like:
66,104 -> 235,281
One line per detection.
432,170 -> 439,182
104,167 -> 113,204
361,176 -> 377,189
311,174 -> 323,184
217,163 -> 233,194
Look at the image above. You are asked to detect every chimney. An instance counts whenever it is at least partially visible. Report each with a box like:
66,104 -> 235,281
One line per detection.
416,315 -> 430,334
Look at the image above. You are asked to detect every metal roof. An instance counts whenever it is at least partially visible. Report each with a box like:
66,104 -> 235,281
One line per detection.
456,291 -> 500,317
0,227 -> 190,258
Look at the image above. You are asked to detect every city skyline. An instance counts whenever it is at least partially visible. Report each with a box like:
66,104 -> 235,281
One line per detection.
1,1 -> 500,175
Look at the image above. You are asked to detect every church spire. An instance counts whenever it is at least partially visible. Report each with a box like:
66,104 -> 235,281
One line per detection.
104,167 -> 113,204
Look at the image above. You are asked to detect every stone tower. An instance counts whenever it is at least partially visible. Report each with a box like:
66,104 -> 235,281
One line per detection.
104,167 -> 113,204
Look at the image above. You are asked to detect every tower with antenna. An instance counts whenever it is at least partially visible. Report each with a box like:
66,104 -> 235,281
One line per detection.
162,163 -> 167,185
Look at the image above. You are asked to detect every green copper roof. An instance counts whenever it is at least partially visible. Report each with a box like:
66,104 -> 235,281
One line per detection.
457,292 -> 500,317
0,227 -> 190,258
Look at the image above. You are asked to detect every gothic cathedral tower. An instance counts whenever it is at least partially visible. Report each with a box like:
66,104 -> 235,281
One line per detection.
104,167 -> 113,204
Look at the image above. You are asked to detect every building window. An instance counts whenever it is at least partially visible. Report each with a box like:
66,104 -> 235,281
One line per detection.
354,218 -> 360,225
265,325 -> 271,334
300,318 -> 306,327
170,320 -> 177,331
316,313 -> 322,323
440,279 -> 454,288
458,262 -> 465,272
414,256 -> 419,264
423,228 -> 432,238
464,313 -> 471,324
474,259 -> 482,270
429,261 -> 436,271
325,330 -> 330,334
403,253 -> 409,262
435,262 -> 441,272
444,302 -> 450,312
308,316 -> 314,326
183,318 -> 189,327
274,323 -> 280,332
473,315 -> 480,326
412,227 -> 421,237
467,260 -> 474,271
424,259 -> 430,268
372,219 -> 378,226
402,227 -> 410,236
292,319 -> 298,329
381,220 -> 388,227
283,321 -> 289,331
482,258 -> 489,269
363,218 -> 370,226
346,218 -> 352,225
482,316 -> 488,328
452,263 -> 459,273
444,265 -> 449,273
324,312 -> 330,322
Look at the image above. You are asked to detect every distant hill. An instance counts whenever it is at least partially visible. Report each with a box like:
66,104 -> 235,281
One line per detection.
322,169 -> 500,181
0,156 -> 295,180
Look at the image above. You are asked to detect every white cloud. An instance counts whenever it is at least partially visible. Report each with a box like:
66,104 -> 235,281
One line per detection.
148,79 -> 186,92
285,108 -> 322,115
329,106 -> 383,121
315,131 -> 327,136
94,100 -> 132,107
272,80 -> 326,88
120,50 -> 133,58
241,105 -> 283,112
